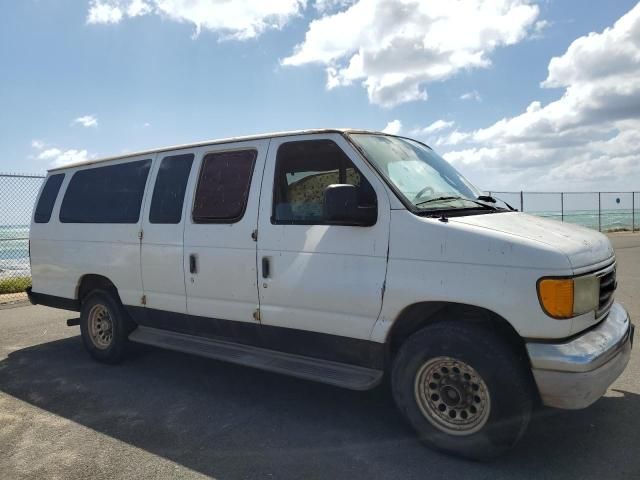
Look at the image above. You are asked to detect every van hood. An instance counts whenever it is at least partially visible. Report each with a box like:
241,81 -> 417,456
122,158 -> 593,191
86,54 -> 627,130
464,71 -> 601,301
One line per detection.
450,212 -> 614,270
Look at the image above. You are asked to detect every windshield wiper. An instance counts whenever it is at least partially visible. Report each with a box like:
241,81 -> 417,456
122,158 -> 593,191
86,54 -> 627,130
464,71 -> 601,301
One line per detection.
415,195 -> 498,211
478,194 -> 517,211
415,196 -> 461,206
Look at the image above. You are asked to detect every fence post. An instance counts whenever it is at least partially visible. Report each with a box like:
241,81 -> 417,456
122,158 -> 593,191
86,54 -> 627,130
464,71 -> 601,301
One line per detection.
633,192 -> 636,232
520,191 -> 524,212
598,192 -> 601,232
561,192 -> 564,222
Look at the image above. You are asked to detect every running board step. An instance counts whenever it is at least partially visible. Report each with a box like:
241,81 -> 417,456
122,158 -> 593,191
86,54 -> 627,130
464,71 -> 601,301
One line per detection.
129,326 -> 383,391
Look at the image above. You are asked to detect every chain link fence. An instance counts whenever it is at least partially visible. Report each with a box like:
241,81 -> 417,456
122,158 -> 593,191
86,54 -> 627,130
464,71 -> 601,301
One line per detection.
489,191 -> 639,232
0,173 -> 45,304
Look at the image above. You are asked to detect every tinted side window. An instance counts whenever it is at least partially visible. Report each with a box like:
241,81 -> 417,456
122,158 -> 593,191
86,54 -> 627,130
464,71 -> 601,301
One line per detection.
149,154 -> 194,224
60,159 -> 151,223
34,174 -> 65,223
192,150 -> 257,223
273,140 -> 376,224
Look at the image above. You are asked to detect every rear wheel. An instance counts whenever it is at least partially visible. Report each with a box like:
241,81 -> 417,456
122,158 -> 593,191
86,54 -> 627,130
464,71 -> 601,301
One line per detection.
392,321 -> 533,460
80,290 -> 133,364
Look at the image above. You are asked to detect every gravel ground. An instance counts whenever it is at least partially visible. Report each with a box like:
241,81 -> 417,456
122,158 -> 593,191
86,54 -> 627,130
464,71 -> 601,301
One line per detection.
0,292 -> 28,306
0,234 -> 638,479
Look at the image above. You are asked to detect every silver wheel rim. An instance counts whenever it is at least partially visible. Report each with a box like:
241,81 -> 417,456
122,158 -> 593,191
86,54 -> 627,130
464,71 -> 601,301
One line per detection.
414,356 -> 491,436
88,304 -> 113,350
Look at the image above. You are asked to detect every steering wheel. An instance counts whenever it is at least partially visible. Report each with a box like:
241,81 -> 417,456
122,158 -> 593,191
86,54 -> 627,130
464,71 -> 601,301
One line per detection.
413,186 -> 435,202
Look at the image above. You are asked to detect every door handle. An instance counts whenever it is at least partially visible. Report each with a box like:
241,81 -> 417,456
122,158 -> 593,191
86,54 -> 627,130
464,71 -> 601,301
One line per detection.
189,254 -> 197,274
262,257 -> 270,279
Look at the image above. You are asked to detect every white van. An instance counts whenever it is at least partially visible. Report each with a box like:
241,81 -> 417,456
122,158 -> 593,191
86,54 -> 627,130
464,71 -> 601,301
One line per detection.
28,129 -> 633,459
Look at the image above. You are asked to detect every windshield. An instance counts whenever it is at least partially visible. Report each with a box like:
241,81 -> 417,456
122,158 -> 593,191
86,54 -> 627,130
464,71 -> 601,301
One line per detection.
350,134 -> 484,211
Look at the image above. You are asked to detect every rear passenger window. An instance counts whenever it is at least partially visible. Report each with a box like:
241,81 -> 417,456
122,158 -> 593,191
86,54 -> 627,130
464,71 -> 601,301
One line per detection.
60,160 -> 151,223
192,150 -> 256,223
149,154 -> 194,224
34,174 -> 65,223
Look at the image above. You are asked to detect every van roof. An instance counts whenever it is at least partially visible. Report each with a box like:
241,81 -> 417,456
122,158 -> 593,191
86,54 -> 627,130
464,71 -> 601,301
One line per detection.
47,128 -> 384,172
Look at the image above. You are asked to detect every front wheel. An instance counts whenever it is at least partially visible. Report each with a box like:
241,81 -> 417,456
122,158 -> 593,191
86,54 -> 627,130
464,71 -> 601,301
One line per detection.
392,321 -> 534,460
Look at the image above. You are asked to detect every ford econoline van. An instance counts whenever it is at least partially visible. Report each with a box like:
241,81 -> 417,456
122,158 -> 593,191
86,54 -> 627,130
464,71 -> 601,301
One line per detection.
27,129 -> 633,459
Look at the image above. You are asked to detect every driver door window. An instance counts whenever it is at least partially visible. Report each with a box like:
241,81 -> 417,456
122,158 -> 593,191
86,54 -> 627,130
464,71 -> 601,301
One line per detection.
272,140 -> 376,224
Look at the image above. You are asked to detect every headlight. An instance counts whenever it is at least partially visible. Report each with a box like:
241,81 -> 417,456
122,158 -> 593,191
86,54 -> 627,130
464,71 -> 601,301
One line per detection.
537,275 -> 600,319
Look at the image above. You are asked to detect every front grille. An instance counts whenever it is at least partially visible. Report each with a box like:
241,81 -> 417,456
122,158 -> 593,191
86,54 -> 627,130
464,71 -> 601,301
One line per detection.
596,264 -> 616,319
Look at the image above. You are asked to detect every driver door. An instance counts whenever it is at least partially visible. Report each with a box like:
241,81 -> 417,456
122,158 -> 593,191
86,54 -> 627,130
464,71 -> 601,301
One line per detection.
256,133 -> 391,341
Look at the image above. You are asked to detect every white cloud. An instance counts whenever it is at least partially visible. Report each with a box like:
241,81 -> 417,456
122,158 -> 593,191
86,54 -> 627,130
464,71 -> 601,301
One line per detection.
87,1 -> 124,24
37,148 -> 63,161
86,0 -> 306,40
460,90 -> 482,102
410,119 -> 454,136
282,0 -> 540,107
127,0 -> 152,17
436,130 -> 471,146
53,150 -> 91,167
73,115 -> 98,128
382,119 -> 402,134
439,3 -> 640,191
408,119 -> 457,147
31,141 -> 93,168
36,148 -> 91,167
531,19 -> 550,39
315,0 -> 356,13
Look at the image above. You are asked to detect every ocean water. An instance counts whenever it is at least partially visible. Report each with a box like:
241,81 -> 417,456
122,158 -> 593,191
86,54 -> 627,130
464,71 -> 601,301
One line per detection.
532,209 -> 637,232
0,225 -> 30,279
1,211 -> 637,279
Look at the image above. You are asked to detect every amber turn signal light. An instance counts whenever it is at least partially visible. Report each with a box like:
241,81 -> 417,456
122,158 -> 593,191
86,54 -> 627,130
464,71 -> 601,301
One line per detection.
538,278 -> 574,319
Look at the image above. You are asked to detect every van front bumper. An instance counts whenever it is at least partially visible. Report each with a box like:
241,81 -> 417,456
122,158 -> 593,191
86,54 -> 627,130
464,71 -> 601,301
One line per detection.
526,302 -> 634,409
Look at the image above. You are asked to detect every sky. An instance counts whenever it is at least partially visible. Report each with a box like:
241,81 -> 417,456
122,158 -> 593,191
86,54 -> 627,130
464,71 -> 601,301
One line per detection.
1,0 -> 640,193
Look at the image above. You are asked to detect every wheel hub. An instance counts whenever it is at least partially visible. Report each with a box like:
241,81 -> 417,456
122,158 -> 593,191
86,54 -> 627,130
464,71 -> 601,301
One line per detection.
441,385 -> 462,406
88,304 -> 113,350
414,356 -> 491,436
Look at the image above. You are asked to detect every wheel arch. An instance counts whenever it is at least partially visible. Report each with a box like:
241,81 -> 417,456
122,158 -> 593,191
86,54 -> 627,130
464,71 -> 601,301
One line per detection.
385,301 -> 529,367
76,274 -> 121,304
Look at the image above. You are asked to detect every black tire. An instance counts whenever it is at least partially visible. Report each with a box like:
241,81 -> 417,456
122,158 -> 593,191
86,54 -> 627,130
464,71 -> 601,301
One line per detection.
391,321 -> 533,460
80,289 -> 133,364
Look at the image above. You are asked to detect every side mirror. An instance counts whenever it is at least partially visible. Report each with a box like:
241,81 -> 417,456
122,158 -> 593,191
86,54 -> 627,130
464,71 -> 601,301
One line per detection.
323,184 -> 376,226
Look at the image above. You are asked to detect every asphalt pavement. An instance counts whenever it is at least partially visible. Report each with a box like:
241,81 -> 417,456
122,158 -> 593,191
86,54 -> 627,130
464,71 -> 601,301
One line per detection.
1,233 -> 639,479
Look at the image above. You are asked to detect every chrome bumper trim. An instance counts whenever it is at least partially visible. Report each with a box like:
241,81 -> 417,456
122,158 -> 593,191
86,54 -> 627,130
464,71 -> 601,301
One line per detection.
526,302 -> 634,409
528,302 -> 630,373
